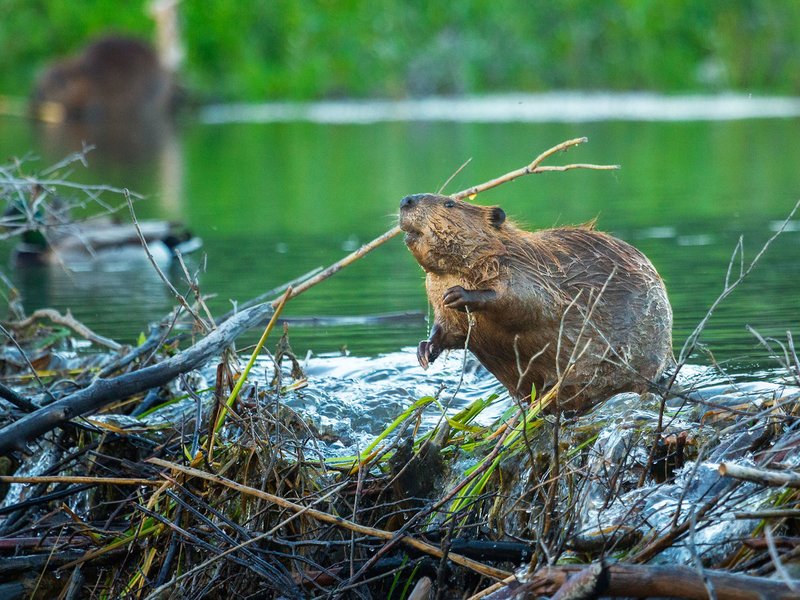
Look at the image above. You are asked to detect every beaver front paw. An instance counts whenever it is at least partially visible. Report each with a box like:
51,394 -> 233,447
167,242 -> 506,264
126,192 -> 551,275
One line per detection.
417,339 -> 441,369
443,286 -> 496,311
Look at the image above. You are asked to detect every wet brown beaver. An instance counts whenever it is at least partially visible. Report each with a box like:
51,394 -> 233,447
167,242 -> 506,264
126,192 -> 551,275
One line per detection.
399,193 -> 674,409
30,37 -> 179,122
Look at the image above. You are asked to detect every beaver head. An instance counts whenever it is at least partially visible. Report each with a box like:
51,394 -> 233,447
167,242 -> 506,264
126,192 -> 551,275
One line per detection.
399,193 -> 508,278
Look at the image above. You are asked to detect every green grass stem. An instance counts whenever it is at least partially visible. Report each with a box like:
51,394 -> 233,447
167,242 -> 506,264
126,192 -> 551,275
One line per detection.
206,288 -> 292,456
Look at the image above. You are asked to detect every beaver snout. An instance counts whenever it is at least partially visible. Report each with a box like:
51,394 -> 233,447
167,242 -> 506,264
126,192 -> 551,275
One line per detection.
399,194 -> 426,235
399,194 -> 423,210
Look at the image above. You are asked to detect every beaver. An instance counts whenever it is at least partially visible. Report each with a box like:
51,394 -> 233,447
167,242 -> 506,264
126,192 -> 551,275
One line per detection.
30,36 -> 179,122
399,193 -> 674,410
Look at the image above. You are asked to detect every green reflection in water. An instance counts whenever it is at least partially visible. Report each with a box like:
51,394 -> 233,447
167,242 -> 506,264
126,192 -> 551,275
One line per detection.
0,114 -> 798,370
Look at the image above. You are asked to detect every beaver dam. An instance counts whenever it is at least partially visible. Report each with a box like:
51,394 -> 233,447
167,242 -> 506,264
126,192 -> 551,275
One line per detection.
0,142 -> 799,599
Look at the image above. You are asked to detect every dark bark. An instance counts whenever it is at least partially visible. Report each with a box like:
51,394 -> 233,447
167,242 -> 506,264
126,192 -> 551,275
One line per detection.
0,303 -> 274,456
0,382 -> 37,413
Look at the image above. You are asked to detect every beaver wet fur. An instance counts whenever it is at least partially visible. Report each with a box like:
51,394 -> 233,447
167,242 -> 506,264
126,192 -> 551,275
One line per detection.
399,193 -> 674,409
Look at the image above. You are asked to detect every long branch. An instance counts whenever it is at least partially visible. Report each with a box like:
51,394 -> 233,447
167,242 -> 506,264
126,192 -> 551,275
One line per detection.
0,475 -> 159,486
468,563 -> 799,600
274,137 -> 617,307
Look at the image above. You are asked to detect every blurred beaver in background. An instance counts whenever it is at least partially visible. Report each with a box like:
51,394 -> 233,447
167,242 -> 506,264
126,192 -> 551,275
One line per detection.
30,36 -> 180,123
399,193 -> 674,411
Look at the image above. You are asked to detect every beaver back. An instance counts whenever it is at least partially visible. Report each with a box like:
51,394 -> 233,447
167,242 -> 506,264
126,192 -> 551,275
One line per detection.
31,37 -> 176,122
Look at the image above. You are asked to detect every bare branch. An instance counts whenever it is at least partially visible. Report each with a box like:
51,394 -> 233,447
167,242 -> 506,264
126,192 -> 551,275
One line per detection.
719,462 -> 800,488
8,308 -> 123,352
276,137 -> 618,306
124,189 -> 211,332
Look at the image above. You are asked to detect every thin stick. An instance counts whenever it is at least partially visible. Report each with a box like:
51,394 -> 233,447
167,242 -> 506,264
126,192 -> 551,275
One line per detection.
765,524 -> 800,593
274,229 -> 400,306
147,457 -> 511,581
0,475 -> 159,486
438,157 -> 473,194
125,189 -> 211,332
272,137 -> 617,307
0,322 -> 57,404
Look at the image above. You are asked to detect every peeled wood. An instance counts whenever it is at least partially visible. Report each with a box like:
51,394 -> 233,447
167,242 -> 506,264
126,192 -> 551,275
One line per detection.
719,462 -> 800,488
473,563 -> 799,600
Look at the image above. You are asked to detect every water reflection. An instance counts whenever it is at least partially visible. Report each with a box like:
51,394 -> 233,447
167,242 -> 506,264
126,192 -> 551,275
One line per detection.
0,95 -> 798,370
31,115 -> 184,220
12,257 -> 175,339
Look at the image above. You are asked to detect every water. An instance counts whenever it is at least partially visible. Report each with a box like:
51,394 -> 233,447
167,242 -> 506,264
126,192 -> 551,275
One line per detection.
1,94 -> 799,373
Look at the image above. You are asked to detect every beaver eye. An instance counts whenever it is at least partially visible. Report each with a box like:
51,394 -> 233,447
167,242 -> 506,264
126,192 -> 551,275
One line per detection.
444,199 -> 455,208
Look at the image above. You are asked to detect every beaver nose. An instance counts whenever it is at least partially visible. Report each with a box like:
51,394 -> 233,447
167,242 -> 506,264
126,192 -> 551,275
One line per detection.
400,195 -> 419,210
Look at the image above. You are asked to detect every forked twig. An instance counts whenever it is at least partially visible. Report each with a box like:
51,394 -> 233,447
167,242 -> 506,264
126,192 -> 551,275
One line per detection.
274,137 -> 617,307
457,137 -> 618,199
125,189 -> 212,333
8,308 -> 122,352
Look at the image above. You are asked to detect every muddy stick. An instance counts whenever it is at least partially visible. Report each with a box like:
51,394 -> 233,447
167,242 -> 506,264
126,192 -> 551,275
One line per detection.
273,137 -> 618,307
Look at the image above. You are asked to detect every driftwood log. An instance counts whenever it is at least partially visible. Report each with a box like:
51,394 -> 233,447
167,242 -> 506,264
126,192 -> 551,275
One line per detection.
0,302 -> 273,455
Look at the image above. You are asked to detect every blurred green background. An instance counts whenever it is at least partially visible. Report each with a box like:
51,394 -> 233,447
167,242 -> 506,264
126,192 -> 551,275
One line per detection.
2,0 -> 800,101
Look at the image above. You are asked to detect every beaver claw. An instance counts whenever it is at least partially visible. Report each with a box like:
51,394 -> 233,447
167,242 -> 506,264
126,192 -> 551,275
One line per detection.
443,286 -> 496,311
417,340 -> 440,370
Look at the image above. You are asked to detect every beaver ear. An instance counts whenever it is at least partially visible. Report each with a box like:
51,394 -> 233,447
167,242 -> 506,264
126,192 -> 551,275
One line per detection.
489,207 -> 506,228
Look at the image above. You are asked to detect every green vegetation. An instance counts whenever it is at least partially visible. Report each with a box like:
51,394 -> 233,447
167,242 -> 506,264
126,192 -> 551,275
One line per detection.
2,0 -> 800,101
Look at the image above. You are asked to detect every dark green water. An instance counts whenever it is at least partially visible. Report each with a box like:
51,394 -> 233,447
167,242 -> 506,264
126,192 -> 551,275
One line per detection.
1,105 -> 799,372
